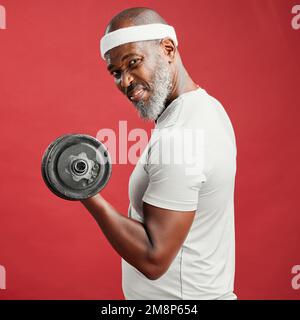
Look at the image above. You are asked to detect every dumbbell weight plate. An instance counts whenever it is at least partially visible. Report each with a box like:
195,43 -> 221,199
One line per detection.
41,134 -> 111,200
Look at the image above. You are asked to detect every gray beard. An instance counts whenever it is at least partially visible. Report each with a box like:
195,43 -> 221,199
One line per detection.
133,60 -> 173,121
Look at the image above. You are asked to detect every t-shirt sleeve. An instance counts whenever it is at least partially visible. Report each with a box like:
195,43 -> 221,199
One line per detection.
142,128 -> 206,211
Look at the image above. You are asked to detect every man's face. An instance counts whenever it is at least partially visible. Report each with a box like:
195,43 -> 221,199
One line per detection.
105,41 -> 173,121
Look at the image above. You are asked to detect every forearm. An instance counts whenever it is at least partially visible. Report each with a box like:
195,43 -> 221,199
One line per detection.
80,194 -> 159,279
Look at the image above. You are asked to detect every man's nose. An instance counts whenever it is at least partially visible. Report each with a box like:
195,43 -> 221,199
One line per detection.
120,71 -> 134,91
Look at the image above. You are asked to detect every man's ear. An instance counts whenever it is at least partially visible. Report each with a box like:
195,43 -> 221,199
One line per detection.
160,38 -> 176,62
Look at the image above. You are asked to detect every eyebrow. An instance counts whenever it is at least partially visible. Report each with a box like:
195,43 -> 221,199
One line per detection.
107,53 -> 137,72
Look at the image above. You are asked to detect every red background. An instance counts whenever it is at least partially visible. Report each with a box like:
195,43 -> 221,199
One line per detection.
0,0 -> 299,299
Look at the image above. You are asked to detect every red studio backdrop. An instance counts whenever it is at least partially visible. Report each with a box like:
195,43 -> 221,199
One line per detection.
0,0 -> 299,300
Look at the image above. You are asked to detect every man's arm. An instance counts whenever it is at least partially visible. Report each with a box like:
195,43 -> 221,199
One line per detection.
81,194 -> 195,280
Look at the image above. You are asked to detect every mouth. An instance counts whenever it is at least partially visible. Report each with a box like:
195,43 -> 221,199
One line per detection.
127,87 -> 146,102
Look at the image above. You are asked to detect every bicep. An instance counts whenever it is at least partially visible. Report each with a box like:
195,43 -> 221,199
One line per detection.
143,201 -> 195,279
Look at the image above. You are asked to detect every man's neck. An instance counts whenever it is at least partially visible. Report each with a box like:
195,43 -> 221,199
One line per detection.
154,61 -> 199,124
166,64 -> 198,107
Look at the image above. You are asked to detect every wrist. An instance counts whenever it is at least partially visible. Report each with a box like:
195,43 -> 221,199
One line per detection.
81,193 -> 102,206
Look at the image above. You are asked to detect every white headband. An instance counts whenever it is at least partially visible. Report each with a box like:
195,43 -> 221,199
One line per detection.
100,23 -> 178,59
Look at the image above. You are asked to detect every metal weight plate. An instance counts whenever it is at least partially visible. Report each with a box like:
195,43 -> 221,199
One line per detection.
41,134 -> 112,200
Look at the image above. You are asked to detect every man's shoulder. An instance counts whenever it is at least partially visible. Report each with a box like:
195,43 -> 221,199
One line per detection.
180,87 -> 218,113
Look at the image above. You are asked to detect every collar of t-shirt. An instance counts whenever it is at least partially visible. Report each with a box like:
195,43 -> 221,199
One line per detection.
154,86 -> 201,129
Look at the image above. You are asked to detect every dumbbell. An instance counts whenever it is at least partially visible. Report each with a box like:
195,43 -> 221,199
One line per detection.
41,134 -> 112,200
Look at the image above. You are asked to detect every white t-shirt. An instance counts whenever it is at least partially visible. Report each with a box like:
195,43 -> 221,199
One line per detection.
122,87 -> 237,300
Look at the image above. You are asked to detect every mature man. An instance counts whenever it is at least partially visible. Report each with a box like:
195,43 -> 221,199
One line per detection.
81,7 -> 237,300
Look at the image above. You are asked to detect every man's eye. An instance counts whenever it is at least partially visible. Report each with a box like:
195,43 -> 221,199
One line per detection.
112,70 -> 121,78
129,59 -> 139,67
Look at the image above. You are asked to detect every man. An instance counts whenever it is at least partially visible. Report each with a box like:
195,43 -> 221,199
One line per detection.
81,7 -> 237,300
